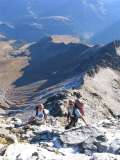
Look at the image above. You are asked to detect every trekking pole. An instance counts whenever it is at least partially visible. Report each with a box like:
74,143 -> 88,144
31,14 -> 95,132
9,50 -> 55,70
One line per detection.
81,115 -> 88,126
81,115 -> 98,132
80,115 -> 92,131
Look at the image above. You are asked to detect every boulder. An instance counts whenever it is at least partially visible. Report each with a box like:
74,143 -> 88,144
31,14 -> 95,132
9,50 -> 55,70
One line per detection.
0,145 -> 7,156
3,143 -> 90,160
3,143 -> 38,160
0,134 -> 17,145
6,117 -> 23,127
44,91 -> 73,117
109,139 -> 120,154
60,126 -> 102,146
0,128 -> 18,145
91,153 -> 120,160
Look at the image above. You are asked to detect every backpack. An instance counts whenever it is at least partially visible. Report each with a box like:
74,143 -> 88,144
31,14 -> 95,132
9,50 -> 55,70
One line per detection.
75,100 -> 85,116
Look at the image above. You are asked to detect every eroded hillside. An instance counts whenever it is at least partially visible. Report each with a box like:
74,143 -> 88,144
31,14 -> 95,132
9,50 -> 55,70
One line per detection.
0,40 -> 29,107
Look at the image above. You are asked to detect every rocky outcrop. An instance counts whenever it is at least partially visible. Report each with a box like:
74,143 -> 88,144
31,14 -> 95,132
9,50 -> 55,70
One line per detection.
44,90 -> 72,116
0,115 -> 120,160
81,68 -> 120,119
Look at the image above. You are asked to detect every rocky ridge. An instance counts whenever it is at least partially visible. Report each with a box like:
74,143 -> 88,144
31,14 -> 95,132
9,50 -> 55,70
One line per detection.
0,113 -> 120,160
0,38 -> 120,159
0,87 -> 120,160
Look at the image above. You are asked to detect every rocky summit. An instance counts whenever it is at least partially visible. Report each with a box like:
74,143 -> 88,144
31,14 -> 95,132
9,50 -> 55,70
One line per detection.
0,111 -> 120,160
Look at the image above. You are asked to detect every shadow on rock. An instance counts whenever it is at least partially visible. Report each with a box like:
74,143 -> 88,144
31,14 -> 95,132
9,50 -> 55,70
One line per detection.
30,130 -> 63,148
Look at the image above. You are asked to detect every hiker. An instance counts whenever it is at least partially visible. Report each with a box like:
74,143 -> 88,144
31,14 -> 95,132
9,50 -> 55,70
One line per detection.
74,99 -> 88,126
65,99 -> 79,130
28,104 -> 48,125
65,99 -> 87,130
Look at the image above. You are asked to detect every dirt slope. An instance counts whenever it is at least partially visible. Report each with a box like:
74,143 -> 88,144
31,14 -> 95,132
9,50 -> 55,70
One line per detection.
0,40 -> 28,107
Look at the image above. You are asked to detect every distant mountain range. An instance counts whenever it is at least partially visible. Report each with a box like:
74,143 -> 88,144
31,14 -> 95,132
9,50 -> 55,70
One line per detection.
0,0 -> 120,43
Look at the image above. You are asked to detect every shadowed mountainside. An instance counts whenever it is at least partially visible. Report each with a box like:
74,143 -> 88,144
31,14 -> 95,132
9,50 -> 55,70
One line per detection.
14,38 -> 120,91
14,36 -> 88,88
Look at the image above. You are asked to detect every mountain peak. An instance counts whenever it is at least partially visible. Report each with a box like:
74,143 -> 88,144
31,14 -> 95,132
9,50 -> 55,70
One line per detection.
51,35 -> 80,44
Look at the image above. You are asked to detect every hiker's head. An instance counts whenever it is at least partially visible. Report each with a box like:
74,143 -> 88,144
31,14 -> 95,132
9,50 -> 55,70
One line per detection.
68,100 -> 74,107
37,104 -> 44,112
64,100 -> 68,107
75,99 -> 81,105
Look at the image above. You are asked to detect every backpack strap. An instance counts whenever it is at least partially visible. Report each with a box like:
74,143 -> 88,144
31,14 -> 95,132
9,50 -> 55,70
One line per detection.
43,109 -> 47,120
73,107 -> 77,118
35,106 -> 39,116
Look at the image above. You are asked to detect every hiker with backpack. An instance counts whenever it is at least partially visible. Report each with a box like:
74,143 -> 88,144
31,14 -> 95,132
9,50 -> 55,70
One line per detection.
65,99 -> 79,130
28,103 -> 49,125
65,99 -> 87,130
74,99 -> 88,126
